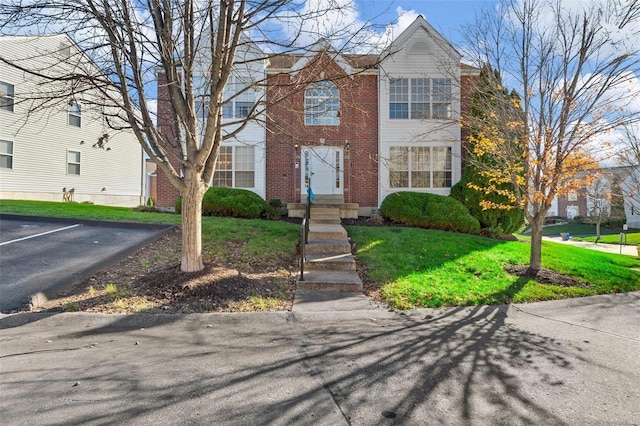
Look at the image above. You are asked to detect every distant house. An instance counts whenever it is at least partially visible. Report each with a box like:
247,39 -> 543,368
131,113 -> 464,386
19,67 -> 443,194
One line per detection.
0,35 -> 145,207
550,166 -> 638,227
622,166 -> 640,228
154,16 -> 479,215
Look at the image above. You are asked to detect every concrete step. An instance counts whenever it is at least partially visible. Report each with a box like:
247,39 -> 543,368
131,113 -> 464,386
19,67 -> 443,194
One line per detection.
309,218 -> 342,225
308,223 -> 347,240
296,270 -> 363,292
310,206 -> 341,220
306,195 -> 345,204
305,253 -> 356,271
287,202 -> 359,219
305,239 -> 352,255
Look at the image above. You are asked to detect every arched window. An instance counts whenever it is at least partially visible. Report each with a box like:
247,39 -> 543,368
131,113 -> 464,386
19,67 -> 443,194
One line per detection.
305,81 -> 340,126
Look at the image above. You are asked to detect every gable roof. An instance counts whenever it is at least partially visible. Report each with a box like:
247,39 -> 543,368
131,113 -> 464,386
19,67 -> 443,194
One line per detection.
383,15 -> 461,60
265,39 -> 378,75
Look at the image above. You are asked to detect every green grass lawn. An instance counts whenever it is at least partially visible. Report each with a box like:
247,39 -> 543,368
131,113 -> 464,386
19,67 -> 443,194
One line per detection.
4,200 -> 639,311
521,222 -> 638,237
347,225 -> 640,310
519,221 -> 640,245
0,199 -> 300,268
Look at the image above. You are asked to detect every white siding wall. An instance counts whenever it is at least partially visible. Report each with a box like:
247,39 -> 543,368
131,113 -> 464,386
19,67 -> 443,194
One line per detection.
195,38 -> 267,199
624,169 -> 640,228
0,35 -> 143,207
378,26 -> 462,206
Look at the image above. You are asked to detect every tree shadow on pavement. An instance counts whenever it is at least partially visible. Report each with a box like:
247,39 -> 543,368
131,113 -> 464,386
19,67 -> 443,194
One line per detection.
0,303 -> 593,424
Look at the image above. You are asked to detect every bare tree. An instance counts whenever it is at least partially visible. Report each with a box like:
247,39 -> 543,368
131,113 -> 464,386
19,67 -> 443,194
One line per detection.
462,0 -> 640,275
615,124 -> 640,218
0,0 -> 386,272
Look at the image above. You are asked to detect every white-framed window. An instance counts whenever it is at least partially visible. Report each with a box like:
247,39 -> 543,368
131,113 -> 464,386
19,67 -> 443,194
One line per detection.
389,78 -> 452,120
567,191 -> 578,202
0,81 -> 14,112
212,145 -> 255,188
0,139 -> 13,169
389,146 -> 452,188
68,101 -> 81,127
222,77 -> 255,120
305,81 -> 340,126
389,78 -> 409,119
67,150 -> 81,175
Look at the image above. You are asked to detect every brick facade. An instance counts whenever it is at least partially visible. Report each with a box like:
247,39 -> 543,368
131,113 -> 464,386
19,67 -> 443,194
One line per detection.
265,52 -> 378,207
155,72 -> 181,208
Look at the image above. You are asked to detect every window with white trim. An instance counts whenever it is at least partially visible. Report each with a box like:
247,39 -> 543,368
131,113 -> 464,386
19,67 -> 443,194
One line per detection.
0,81 -> 14,112
0,140 -> 13,169
68,101 -> 81,127
222,77 -> 255,119
305,81 -> 340,126
212,146 -> 255,188
67,150 -> 81,175
567,191 -> 578,202
389,146 -> 452,188
389,78 -> 452,119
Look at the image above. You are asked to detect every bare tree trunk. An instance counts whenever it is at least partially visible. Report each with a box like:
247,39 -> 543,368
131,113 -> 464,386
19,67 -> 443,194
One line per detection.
181,169 -> 206,272
596,221 -> 601,244
528,215 -> 544,275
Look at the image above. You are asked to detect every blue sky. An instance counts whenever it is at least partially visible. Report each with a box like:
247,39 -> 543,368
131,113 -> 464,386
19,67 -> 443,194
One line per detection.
354,0 -> 496,48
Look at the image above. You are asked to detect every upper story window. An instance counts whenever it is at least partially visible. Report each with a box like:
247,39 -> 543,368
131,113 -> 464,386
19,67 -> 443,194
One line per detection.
222,78 -> 255,120
305,81 -> 340,126
0,140 -> 13,169
389,78 -> 452,120
67,150 -> 81,175
0,81 -> 15,112
68,101 -> 81,127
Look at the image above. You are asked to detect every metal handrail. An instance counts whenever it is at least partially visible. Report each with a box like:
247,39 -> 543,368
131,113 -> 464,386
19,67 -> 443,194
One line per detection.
299,185 -> 312,281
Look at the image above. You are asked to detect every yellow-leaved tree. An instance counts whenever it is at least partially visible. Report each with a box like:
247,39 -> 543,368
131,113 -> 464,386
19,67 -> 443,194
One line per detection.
463,0 -> 640,275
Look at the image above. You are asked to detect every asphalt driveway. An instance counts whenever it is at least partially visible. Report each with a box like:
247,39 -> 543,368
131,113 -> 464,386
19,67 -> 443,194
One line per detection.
0,215 -> 173,312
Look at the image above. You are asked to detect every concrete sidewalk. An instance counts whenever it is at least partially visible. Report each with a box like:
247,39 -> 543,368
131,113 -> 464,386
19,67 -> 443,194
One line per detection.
543,235 -> 638,256
1,292 -> 639,425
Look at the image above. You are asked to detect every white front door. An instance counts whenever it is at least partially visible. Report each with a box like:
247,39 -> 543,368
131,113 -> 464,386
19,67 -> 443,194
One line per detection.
302,147 -> 343,196
567,206 -> 579,220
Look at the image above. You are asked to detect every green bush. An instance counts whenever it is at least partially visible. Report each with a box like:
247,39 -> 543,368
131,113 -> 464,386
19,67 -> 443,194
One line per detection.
380,191 -> 480,234
262,199 -> 282,220
450,170 -> 524,236
175,187 -> 267,219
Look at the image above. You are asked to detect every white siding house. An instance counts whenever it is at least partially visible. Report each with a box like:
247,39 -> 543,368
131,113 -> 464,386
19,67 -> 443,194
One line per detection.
622,167 -> 640,228
378,16 -> 464,206
192,35 -> 267,199
0,35 -> 144,207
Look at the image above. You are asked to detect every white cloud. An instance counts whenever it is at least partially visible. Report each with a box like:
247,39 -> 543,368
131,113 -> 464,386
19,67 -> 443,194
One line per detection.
269,1 -> 420,53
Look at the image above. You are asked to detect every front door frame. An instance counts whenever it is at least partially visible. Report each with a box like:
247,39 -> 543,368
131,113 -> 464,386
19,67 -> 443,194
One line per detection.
301,146 -> 344,197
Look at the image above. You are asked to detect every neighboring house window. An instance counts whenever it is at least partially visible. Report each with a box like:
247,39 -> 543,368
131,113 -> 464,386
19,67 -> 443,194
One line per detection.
67,150 -> 81,175
212,146 -> 255,188
222,78 -> 255,119
0,140 -> 13,169
567,191 -> 578,202
68,102 -> 81,127
390,78 -> 452,119
0,81 -> 14,112
389,146 -> 452,188
305,81 -> 340,126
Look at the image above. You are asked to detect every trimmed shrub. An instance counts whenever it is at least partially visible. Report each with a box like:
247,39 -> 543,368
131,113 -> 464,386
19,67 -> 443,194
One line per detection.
380,192 -> 480,234
263,199 -> 282,220
175,187 -> 267,219
450,170 -> 524,236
